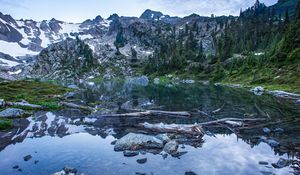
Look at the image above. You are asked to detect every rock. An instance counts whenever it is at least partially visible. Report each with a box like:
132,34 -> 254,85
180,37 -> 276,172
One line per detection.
63,166 -> 77,174
185,171 -> 198,175
163,140 -> 178,155
34,160 -> 39,164
64,92 -> 77,99
135,172 -> 146,175
263,127 -> 271,134
67,84 -> 79,89
260,171 -> 275,175
154,78 -> 160,85
259,161 -> 269,165
155,134 -> 171,144
267,139 -> 280,147
0,108 -> 25,118
272,158 -> 292,168
126,76 -> 149,86
53,171 -> 66,175
13,165 -> 19,169
182,79 -> 195,84
0,99 -> 5,107
274,128 -> 284,133
250,86 -> 264,96
136,158 -> 147,164
123,150 -> 139,157
296,99 -> 300,105
259,136 -> 280,147
23,155 -> 32,161
114,133 -> 164,151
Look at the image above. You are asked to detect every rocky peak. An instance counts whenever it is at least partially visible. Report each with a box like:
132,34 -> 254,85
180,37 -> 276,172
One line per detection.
140,9 -> 164,20
0,12 -> 17,26
94,15 -> 103,23
108,13 -> 120,21
48,18 -> 63,33
81,15 -> 104,27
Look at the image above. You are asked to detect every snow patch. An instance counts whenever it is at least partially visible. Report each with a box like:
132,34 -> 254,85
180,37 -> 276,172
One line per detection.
79,34 -> 93,40
39,29 -> 52,48
0,58 -> 20,67
101,20 -> 112,27
8,69 -> 22,75
0,40 -> 38,57
60,22 -> 80,35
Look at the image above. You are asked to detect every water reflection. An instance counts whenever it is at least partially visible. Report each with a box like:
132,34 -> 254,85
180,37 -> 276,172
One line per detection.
0,81 -> 299,175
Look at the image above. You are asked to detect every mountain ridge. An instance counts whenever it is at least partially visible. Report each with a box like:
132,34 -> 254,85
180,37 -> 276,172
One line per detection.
0,0 -> 299,82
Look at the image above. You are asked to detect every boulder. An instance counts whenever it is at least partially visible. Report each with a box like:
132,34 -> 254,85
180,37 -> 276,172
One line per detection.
154,78 -> 160,85
259,136 -> 280,147
263,127 -> 271,134
0,108 -> 25,118
67,84 -> 79,89
185,171 -> 198,175
63,167 -> 77,174
123,150 -> 139,157
259,161 -> 269,165
250,86 -> 264,96
163,140 -> 178,155
155,134 -> 171,144
274,128 -> 284,133
114,133 -> 164,151
136,158 -> 147,164
126,76 -> 149,86
0,99 -> 5,107
23,155 -> 32,161
182,79 -> 195,84
272,158 -> 292,169
63,92 -> 78,99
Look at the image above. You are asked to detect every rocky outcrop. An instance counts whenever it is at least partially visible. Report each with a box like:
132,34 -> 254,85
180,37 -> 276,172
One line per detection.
0,108 -> 25,118
32,38 -> 100,80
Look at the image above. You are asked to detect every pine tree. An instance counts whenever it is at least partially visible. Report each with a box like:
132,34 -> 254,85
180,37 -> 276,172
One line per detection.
296,0 -> 300,20
114,27 -> 125,50
284,9 -> 289,24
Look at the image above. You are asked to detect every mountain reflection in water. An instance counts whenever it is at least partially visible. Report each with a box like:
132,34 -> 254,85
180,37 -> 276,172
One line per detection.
0,81 -> 299,175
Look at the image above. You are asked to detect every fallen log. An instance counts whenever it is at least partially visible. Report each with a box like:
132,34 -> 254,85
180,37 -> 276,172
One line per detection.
60,102 -> 94,112
139,122 -> 204,135
95,110 -> 191,118
5,101 -> 43,109
212,104 -> 225,114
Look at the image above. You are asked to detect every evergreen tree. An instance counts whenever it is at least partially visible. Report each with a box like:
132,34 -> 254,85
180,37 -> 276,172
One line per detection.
296,0 -> 300,20
114,27 -> 125,50
284,9 -> 289,24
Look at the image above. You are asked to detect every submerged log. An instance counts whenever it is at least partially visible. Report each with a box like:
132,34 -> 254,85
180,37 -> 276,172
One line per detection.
139,122 -> 204,135
198,117 -> 266,126
138,118 -> 266,134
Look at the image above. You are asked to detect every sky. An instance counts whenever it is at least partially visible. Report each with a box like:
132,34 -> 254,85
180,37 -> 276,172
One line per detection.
0,0 -> 278,23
